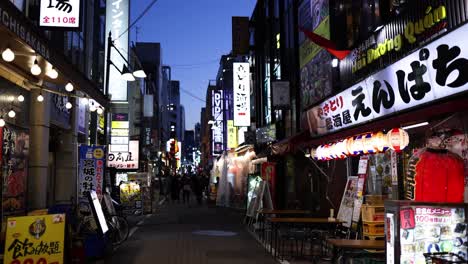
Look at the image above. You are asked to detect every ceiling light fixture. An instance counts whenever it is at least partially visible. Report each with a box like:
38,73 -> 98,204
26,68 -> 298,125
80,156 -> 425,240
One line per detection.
402,122 -> 429,130
65,82 -> 74,92
31,59 -> 42,76
65,102 -> 73,109
17,94 -> 24,102
2,47 -> 15,62
47,67 -> 58,79
37,92 -> 44,102
8,109 -> 16,118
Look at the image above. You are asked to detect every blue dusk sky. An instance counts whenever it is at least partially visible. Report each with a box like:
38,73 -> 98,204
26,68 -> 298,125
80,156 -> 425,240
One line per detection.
131,0 -> 257,130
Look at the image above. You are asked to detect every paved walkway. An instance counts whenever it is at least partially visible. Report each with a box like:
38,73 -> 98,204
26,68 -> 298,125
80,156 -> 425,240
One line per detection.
101,202 -> 278,264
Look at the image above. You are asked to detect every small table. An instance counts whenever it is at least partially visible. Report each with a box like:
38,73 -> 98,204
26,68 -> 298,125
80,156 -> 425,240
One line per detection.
327,239 -> 385,263
268,217 -> 343,259
257,210 -> 310,244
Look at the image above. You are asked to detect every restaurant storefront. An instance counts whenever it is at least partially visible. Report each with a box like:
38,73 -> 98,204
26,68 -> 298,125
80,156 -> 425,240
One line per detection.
0,0 -> 108,245
303,0 -> 467,262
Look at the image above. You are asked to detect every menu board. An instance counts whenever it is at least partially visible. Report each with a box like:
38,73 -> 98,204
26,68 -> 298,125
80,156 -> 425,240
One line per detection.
337,176 -> 359,228
399,206 -> 467,263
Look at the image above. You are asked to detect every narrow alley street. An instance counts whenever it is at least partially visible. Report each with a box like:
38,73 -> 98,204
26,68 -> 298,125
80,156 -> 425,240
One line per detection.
102,202 -> 277,264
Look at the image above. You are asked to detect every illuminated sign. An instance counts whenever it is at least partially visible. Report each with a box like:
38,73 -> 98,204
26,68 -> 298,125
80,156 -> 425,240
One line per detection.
108,140 -> 139,169
105,0 -> 129,101
227,120 -> 238,149
39,0 -> 81,28
307,23 -> 468,136
212,90 -> 224,155
233,62 -> 251,126
110,113 -> 129,152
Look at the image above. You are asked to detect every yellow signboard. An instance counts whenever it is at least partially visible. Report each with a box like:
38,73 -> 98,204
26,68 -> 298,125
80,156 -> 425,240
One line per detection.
299,16 -> 330,68
227,120 -> 238,149
111,121 -> 129,129
4,214 -> 66,264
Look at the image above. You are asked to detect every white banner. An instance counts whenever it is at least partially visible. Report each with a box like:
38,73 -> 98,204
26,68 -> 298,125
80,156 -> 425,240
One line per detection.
307,24 -> 468,135
40,0 -> 81,28
105,0 -> 129,101
233,63 -> 251,126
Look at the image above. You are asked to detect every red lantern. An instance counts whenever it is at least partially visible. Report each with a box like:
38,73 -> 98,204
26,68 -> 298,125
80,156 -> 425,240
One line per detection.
407,148 -> 465,203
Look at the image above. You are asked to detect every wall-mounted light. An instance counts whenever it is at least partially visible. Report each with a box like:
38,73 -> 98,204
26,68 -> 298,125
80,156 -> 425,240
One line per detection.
8,109 -> 16,118
17,94 -> 24,102
31,59 -> 42,76
65,102 -> 73,109
121,64 -> 135,81
2,47 -> 15,62
402,122 -> 429,130
331,58 -> 339,68
0,116 -> 5,127
65,82 -> 74,92
37,92 -> 44,102
47,66 -> 58,79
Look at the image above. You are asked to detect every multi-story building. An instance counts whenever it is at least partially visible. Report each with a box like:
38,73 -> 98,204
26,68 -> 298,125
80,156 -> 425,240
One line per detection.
0,0 -> 108,215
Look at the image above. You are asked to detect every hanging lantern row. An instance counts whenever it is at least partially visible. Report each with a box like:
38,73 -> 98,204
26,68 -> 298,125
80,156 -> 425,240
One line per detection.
311,128 -> 409,161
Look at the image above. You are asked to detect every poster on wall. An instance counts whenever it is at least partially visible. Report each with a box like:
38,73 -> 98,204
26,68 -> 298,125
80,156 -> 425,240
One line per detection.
1,125 -> 29,218
78,145 -> 106,214
120,181 -> 142,215
4,214 -> 65,264
298,0 -> 332,110
337,176 -> 359,228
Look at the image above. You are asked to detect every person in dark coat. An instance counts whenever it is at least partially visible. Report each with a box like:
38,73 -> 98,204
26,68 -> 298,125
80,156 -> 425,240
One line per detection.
170,174 -> 181,203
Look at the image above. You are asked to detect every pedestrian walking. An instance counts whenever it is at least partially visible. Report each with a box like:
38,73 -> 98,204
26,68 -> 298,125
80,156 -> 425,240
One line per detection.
192,174 -> 203,205
170,174 -> 181,203
182,175 -> 191,204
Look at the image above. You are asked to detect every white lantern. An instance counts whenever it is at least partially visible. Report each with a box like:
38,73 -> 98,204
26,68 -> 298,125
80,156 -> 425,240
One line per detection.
387,128 -> 409,152
373,131 -> 389,153
334,139 -> 348,159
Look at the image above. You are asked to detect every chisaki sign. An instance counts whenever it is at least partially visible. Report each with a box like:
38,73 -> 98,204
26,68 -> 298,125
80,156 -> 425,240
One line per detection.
39,0 -> 81,29
307,23 -> 468,136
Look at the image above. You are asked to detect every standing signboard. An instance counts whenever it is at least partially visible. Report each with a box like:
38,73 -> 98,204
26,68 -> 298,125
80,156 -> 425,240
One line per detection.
4,214 -> 66,264
1,125 -> 29,218
337,176 -> 359,228
78,145 -> 106,214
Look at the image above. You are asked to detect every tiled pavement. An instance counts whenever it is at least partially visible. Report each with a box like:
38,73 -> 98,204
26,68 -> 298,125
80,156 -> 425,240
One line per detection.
98,202 -> 278,264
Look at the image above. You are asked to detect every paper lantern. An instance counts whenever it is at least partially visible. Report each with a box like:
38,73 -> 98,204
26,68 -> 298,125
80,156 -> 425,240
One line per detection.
316,145 -> 326,160
346,136 -> 357,155
334,139 -> 348,159
373,131 -> 389,152
310,148 -> 317,160
407,148 -> 464,202
352,134 -> 366,155
387,128 -> 409,152
363,133 -> 377,154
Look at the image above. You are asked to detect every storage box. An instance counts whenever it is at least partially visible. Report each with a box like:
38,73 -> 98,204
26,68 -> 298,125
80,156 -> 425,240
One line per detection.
361,205 -> 385,222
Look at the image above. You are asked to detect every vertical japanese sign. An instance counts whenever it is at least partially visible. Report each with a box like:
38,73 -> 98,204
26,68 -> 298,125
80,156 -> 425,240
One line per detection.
227,120 -> 238,149
307,23 -> 468,136
1,125 -> 29,217
4,214 -> 66,264
233,62 -> 251,126
105,0 -> 129,101
39,0 -> 81,28
212,90 -> 224,155
78,145 -> 105,207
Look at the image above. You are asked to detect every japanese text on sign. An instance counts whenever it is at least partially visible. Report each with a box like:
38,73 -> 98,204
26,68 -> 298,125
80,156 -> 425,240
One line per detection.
212,90 -> 224,155
307,23 -> 468,136
107,140 -> 139,169
233,62 -> 251,126
39,0 -> 80,28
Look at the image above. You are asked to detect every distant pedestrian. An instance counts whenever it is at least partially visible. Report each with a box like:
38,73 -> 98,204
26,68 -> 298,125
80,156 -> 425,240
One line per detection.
192,174 -> 203,205
182,175 -> 191,204
170,174 -> 181,203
